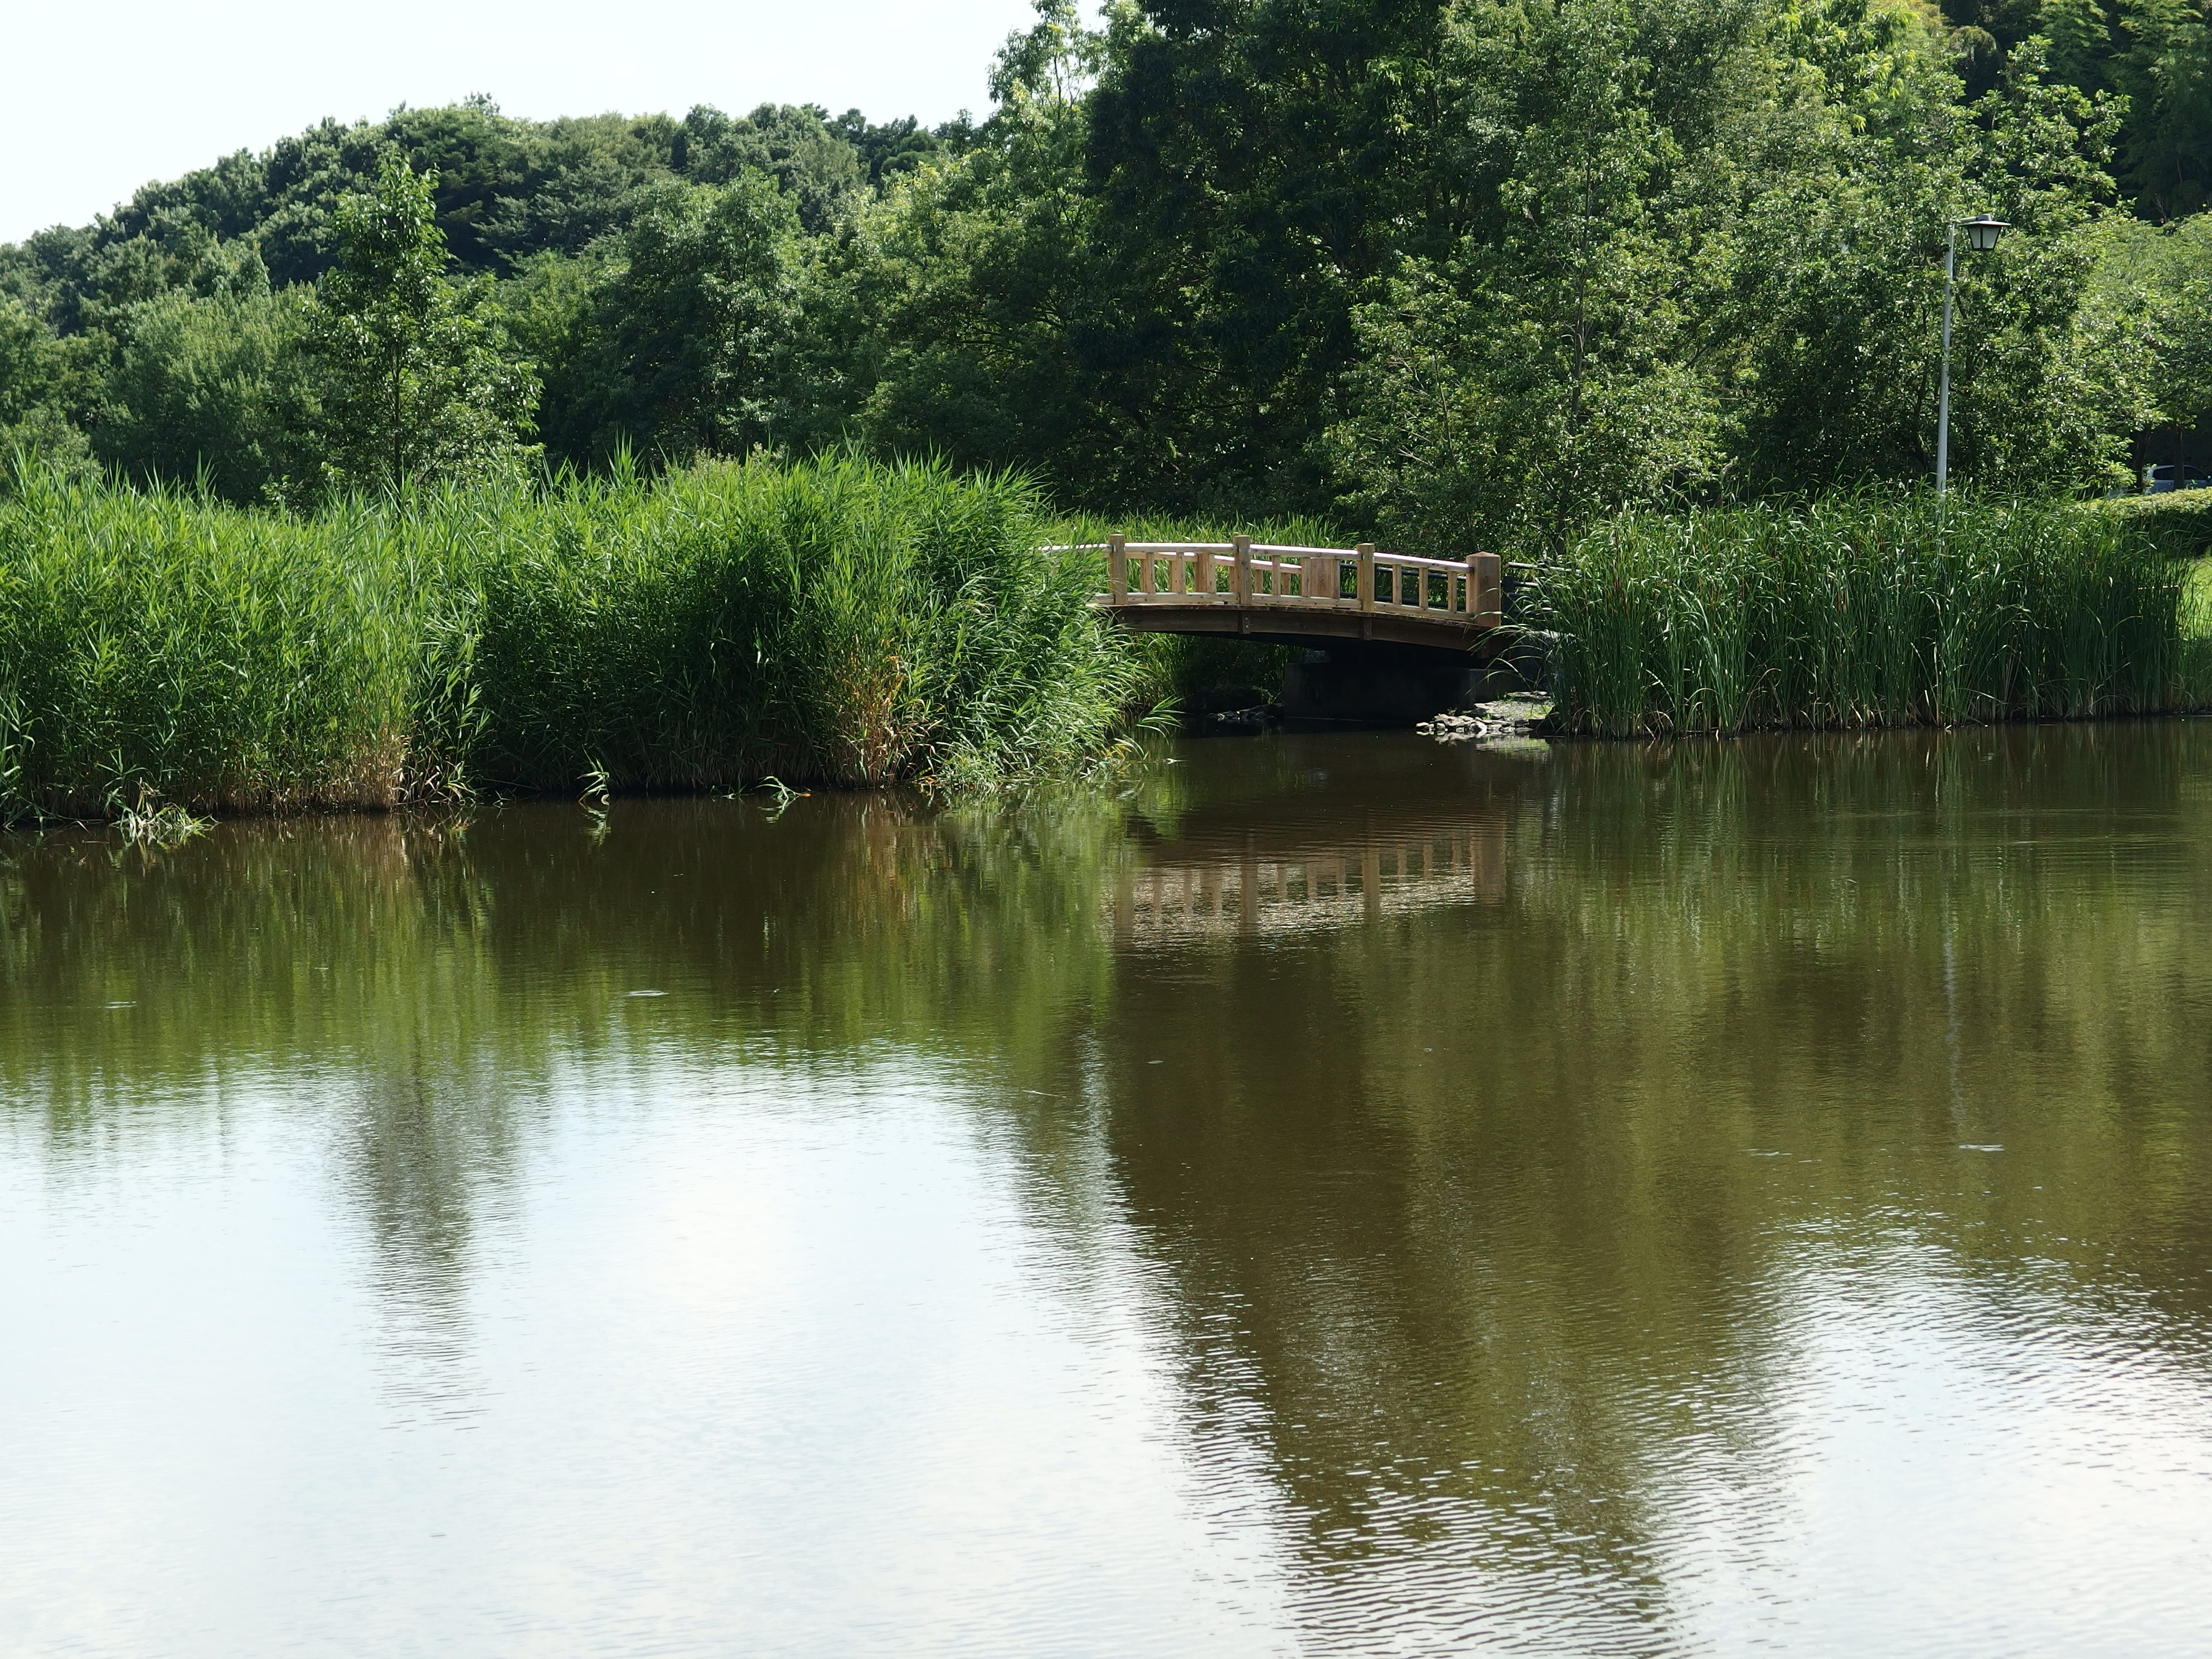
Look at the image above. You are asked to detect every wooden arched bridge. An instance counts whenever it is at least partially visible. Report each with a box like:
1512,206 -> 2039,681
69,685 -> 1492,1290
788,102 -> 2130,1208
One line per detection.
1086,536 -> 1503,650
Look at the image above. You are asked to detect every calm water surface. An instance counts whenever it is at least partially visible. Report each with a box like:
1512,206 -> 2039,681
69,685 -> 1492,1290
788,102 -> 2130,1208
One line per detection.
5,727 -> 2211,1656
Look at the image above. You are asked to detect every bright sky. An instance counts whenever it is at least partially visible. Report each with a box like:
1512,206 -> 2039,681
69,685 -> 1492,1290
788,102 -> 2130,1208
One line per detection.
2,0 -> 1042,245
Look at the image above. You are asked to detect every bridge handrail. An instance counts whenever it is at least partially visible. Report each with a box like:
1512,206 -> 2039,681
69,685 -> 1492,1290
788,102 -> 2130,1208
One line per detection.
1065,534 -> 1503,627
1056,541 -> 1471,574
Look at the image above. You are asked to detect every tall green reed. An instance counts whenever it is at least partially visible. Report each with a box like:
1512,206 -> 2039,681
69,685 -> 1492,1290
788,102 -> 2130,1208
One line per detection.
0,465 -> 454,817
1540,495 -> 2191,737
0,453 -> 1146,821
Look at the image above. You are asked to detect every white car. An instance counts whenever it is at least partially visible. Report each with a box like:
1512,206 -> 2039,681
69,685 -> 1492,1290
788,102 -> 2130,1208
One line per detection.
2143,463 -> 2209,493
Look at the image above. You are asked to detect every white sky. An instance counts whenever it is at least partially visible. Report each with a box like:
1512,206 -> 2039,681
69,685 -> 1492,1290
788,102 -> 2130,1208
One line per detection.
2,0 -> 1043,245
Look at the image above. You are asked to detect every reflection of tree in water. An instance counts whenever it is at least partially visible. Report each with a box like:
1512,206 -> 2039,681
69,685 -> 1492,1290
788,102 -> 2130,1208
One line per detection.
8,724 -> 2212,1638
1078,726 -> 2212,1647
339,1058 -> 515,1420
0,792 -> 1142,1404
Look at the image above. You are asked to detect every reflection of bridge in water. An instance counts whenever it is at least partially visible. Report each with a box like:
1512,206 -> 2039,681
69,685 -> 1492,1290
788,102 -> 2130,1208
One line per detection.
1111,816 -> 1510,945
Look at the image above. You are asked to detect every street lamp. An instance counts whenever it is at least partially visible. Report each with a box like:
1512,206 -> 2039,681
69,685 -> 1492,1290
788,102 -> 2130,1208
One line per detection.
1937,215 -> 2010,497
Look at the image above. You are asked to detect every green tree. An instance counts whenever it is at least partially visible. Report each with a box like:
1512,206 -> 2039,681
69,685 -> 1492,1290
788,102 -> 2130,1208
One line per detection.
803,1 -> 1126,486
2041,0 -> 2120,91
304,153 -> 538,493
1727,25 -> 2133,493
673,104 -> 868,231
545,173 -> 802,464
97,279 -> 319,502
1084,0 -> 1466,512
1330,0 -> 1728,554
0,297 -> 95,479
2083,209 -> 2212,449
2113,0 -> 2212,216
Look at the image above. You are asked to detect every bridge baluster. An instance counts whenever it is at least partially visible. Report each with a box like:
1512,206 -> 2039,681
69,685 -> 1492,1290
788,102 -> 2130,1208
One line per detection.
1471,552 -> 1502,624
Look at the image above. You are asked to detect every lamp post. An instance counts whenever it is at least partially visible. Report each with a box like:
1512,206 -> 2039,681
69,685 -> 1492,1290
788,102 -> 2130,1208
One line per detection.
1936,215 -> 2010,498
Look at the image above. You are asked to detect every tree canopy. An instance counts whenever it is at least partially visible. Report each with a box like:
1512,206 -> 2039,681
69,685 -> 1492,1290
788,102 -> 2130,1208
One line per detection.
1,2 -> 2207,544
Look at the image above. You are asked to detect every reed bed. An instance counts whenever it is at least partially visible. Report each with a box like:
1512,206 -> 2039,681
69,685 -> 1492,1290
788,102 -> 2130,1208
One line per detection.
1539,496 -> 2202,737
0,454 -> 1145,821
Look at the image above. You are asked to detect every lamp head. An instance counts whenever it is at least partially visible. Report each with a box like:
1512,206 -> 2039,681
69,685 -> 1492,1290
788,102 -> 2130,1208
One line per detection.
1962,216 -> 2010,253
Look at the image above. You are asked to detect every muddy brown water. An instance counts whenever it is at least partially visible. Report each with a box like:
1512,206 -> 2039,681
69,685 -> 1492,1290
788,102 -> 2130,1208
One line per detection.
4,726 -> 2211,1656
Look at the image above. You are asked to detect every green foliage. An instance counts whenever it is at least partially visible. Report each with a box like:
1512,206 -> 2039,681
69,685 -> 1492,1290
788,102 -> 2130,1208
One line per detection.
469,451 -> 1143,789
0,453 -> 1146,821
0,0 -> 2203,525
545,176 -> 803,464
1083,0 -> 1463,511
2107,0 -> 2212,217
0,460 -> 466,818
1942,2 -> 2212,216
796,3 -> 1126,489
830,110 -> 957,188
1539,493 -> 2190,734
2082,210 -> 2212,443
96,284 -> 319,502
304,154 -> 538,494
1332,3 -> 2142,555
2099,484 -> 2212,552
0,297 -> 95,478
1,298 -> 74,422
673,103 -> 869,231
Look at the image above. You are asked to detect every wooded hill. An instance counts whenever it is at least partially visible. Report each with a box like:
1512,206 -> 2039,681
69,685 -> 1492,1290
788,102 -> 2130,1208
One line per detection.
2,0 -> 2208,552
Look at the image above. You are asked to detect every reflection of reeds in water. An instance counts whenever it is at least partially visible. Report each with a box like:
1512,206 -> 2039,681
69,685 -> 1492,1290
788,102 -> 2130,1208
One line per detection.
9,734 -> 2212,1621
1110,821 -> 1509,945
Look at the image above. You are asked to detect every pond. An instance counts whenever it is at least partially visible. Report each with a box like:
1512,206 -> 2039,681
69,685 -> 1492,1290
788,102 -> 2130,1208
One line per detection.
4,726 -> 2210,1656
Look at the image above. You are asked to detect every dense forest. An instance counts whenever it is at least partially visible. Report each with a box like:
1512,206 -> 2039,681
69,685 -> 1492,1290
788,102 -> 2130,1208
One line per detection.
3,0 -> 2209,552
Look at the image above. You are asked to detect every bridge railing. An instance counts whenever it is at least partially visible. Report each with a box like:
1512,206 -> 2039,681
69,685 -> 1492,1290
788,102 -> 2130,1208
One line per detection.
1070,536 -> 1502,627
1110,819 -> 1511,944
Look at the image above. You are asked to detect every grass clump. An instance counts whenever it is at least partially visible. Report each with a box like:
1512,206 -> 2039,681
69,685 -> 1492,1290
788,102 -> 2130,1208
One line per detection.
1540,494 -> 2195,737
2097,490 -> 2212,560
0,453 -> 1148,823
0,467 -> 458,819
468,455 -> 1146,790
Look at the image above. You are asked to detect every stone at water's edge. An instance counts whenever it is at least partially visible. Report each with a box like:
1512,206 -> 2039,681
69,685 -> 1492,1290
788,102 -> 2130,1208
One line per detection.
1467,693 -> 1554,736
1419,695 -> 1553,745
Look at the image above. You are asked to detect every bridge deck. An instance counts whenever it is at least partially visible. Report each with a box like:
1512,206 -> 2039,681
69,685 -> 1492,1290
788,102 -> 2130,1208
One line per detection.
1086,539 -> 1502,651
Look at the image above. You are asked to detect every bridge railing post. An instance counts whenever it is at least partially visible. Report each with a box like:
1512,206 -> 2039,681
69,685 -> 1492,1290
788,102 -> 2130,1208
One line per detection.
1233,535 -> 1252,607
1108,532 -> 1127,603
1357,544 -> 1375,613
1471,552 -> 1502,625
